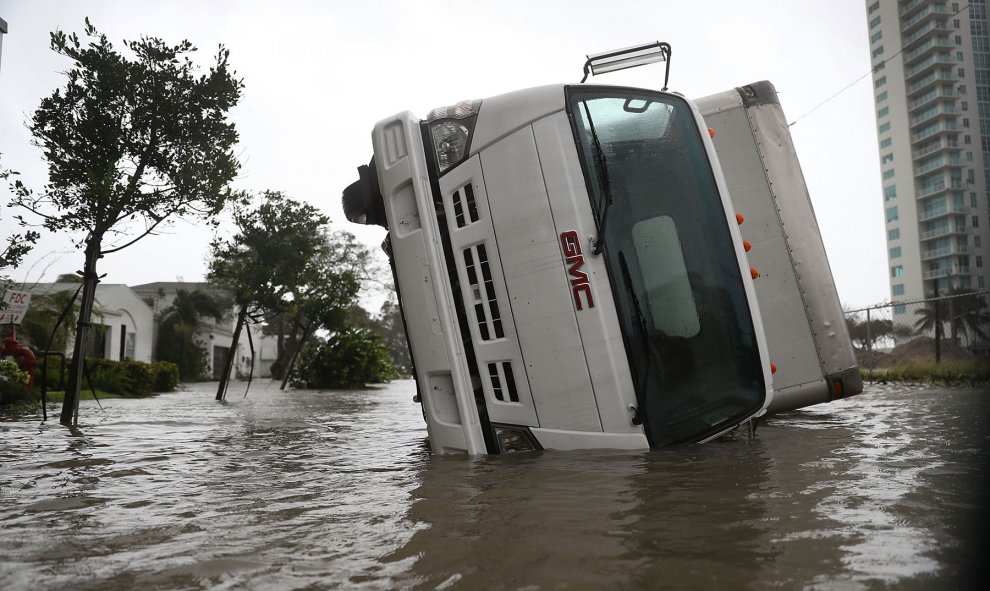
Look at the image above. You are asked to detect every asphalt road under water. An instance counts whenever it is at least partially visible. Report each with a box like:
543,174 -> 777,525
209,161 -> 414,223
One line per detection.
1,380 -> 988,590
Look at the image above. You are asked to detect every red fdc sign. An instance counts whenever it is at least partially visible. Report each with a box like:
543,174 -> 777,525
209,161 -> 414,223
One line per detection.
0,290 -> 32,324
559,231 -> 595,311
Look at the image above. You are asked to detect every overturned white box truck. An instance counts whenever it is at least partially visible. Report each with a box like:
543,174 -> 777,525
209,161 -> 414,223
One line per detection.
343,43 -> 861,454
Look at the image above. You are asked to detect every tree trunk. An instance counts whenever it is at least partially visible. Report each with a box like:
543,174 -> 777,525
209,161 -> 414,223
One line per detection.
216,304 -> 248,401
61,239 -> 101,426
279,323 -> 312,390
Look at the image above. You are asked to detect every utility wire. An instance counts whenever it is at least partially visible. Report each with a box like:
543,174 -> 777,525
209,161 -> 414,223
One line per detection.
789,3 -> 972,127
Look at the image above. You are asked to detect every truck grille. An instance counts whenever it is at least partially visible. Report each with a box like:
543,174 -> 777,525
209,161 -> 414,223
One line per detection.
463,243 -> 504,341
487,361 -> 519,402
452,184 -> 480,228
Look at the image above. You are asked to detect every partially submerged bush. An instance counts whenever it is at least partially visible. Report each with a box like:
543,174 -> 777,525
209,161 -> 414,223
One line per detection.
0,359 -> 35,405
863,360 -> 989,386
292,328 -> 397,389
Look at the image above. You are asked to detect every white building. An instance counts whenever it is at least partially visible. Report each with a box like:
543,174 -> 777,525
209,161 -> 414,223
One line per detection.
130,282 -> 277,379
866,0 -> 990,316
27,283 -> 154,362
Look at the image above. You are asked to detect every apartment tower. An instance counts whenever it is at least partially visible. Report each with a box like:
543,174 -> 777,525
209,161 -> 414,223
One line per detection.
867,0 -> 990,322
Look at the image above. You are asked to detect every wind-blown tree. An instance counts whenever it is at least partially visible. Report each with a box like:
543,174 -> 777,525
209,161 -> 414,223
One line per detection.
208,191 -> 329,400
914,289 -> 990,346
5,20 -> 243,426
372,297 -> 413,376
156,288 -> 228,380
268,230 -> 376,387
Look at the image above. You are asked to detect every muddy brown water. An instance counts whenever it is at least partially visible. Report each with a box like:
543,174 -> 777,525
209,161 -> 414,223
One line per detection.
1,380 -> 988,590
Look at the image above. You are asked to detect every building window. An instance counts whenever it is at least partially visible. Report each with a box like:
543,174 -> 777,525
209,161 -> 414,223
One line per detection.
871,30 -> 883,43
873,46 -> 884,58
887,206 -> 899,222
881,140 -> 893,151
888,228 -> 900,240
958,84 -> 967,95
976,235 -> 982,247
956,35 -> 963,45
875,76 -> 887,88
891,265 -> 904,277
958,67 -> 965,77
974,215 -> 980,227
878,106 -> 890,118
962,100 -> 969,111
894,304 -> 907,315
964,117 -> 970,127
958,51 -> 965,61
876,91 -> 888,103
954,19 -> 961,29
879,121 -> 891,133
883,169 -> 896,180
870,16 -> 881,28
978,255 -> 984,268
890,246 -> 902,259
868,1 -> 879,14
892,284 -> 905,296
980,276 -> 986,289
884,186 -> 897,200
968,151 -> 974,161
965,134 -> 972,144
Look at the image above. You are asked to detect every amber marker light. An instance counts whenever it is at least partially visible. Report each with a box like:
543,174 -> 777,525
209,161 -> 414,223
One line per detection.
770,363 -> 777,374
736,213 -> 744,225
708,127 -> 715,138
750,267 -> 760,279
743,240 -> 752,252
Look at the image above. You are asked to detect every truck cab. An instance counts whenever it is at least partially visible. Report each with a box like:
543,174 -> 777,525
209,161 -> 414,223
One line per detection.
344,80 -> 774,454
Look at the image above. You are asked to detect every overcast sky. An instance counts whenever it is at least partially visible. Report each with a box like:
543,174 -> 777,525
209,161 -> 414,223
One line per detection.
1,0 -> 885,309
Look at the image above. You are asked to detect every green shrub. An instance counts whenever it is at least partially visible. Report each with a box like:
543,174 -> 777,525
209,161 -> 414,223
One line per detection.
150,361 -> 179,392
292,328 -> 397,389
60,358 -> 177,397
0,360 -> 36,405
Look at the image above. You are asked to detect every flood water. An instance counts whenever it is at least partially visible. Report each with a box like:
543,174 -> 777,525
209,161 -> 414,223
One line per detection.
1,380 -> 988,590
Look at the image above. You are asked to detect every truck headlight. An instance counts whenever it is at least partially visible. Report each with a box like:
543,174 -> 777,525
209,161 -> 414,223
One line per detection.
492,424 -> 542,453
426,99 -> 481,174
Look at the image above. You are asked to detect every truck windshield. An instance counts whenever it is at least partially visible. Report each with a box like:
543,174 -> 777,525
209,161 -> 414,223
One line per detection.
566,87 -> 766,445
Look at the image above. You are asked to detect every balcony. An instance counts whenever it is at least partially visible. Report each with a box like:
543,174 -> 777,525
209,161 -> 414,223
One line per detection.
901,4 -> 951,34
905,36 -> 953,64
908,87 -> 956,112
913,140 -> 960,160
921,244 -> 972,261
907,70 -> 955,96
911,120 -> 959,142
924,265 -> 972,279
903,20 -> 941,48
910,105 -> 958,128
918,203 -> 970,222
900,0 -> 927,17
915,155 -> 964,176
906,52 -> 955,81
919,224 -> 967,240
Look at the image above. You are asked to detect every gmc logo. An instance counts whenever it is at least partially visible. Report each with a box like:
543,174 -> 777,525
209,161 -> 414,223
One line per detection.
560,231 -> 595,311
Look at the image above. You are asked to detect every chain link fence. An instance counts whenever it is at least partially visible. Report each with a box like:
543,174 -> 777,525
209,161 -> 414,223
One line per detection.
843,290 -> 990,370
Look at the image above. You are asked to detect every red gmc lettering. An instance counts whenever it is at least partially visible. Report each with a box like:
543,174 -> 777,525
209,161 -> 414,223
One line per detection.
559,231 -> 595,311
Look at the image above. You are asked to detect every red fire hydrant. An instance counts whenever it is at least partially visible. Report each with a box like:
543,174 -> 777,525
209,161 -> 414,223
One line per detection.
1,328 -> 36,388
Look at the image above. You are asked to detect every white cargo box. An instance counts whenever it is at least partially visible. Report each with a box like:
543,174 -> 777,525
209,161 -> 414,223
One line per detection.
697,81 -> 862,413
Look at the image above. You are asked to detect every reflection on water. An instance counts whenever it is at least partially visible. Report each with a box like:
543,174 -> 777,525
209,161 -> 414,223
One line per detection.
1,381 -> 987,590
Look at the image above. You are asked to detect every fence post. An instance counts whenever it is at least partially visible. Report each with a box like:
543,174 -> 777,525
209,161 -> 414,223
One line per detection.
865,308 -> 873,370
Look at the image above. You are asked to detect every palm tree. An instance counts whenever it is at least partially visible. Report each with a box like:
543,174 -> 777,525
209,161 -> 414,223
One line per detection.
156,289 -> 228,380
914,289 -> 990,347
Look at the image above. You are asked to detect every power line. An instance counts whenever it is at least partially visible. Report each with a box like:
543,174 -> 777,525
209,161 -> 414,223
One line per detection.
789,3 -> 973,127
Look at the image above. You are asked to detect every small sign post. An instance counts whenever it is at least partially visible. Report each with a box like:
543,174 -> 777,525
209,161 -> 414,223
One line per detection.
0,290 -> 32,324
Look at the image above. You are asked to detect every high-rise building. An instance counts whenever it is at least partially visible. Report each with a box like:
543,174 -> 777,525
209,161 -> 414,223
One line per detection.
866,1 -> 990,319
